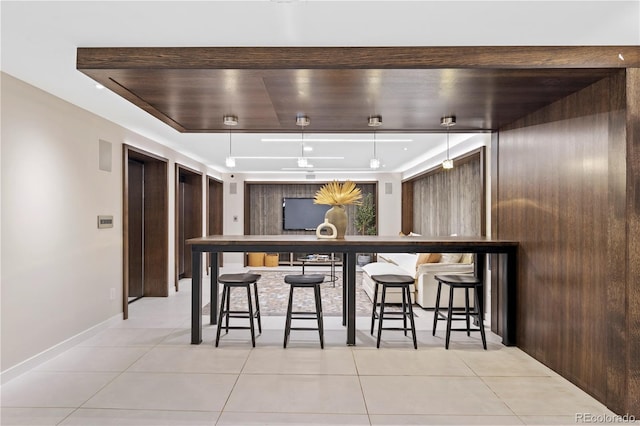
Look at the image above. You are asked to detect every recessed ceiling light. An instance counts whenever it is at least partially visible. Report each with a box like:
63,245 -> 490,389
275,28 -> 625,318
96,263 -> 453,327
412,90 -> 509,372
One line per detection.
95,83 -> 104,90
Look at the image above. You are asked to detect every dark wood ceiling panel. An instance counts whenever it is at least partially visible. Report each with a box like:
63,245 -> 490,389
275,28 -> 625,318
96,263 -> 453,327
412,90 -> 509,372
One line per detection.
77,46 -> 638,134
105,70 -> 281,131
77,46 -> 639,69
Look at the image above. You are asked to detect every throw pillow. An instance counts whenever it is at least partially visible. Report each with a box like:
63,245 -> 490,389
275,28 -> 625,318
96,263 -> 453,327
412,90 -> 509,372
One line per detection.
416,253 -> 442,267
439,253 -> 463,263
427,253 -> 442,263
415,253 -> 432,267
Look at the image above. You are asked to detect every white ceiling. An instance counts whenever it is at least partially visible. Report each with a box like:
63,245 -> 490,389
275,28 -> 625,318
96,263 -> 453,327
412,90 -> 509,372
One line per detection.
2,1 -> 639,176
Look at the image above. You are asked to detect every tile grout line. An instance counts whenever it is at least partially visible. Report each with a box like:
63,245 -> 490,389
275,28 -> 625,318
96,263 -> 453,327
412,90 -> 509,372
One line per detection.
351,348 -> 374,425
213,343 -> 253,425
56,326 -> 181,424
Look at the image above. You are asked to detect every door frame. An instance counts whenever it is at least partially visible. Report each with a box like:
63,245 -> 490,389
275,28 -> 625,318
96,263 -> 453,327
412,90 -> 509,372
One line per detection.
123,145 -> 169,319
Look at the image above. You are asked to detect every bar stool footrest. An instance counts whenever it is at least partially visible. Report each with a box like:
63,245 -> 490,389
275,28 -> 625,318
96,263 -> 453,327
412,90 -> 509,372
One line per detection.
220,325 -> 255,330
381,326 -> 414,331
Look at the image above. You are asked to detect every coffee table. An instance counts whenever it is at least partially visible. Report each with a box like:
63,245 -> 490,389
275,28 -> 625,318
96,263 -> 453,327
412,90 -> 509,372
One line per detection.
297,254 -> 340,286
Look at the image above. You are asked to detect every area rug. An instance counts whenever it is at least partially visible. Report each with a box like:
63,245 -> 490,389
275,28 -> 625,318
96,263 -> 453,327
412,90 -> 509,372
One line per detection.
202,270 -> 372,316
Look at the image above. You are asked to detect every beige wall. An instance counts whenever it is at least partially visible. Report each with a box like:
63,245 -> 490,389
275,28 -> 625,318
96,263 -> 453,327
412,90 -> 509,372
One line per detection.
0,73 -> 218,375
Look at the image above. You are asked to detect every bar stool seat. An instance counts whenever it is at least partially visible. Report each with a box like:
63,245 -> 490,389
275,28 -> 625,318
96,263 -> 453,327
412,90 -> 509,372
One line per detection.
283,274 -> 325,348
370,274 -> 417,349
432,274 -> 486,350
215,273 -> 262,347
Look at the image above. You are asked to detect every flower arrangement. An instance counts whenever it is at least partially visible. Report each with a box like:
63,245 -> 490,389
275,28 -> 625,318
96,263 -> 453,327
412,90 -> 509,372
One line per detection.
313,180 -> 363,206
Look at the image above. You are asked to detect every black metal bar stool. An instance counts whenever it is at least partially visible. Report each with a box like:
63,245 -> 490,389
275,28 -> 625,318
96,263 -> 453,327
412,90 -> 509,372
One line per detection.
370,274 -> 417,349
432,274 -> 486,349
283,274 -> 325,349
215,273 -> 262,347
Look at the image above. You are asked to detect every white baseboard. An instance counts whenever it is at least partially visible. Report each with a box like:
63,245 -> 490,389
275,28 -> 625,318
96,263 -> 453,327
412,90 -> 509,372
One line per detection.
1,312 -> 123,385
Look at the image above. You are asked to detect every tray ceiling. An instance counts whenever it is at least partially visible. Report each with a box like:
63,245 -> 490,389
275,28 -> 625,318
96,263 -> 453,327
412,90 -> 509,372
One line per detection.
77,46 -> 630,134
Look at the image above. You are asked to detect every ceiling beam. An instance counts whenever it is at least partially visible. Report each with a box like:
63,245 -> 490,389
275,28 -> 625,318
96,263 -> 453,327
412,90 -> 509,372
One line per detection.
77,46 -> 640,70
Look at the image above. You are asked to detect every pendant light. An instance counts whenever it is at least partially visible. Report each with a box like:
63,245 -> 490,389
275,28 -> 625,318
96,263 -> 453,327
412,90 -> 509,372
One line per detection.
368,115 -> 382,169
296,114 -> 310,168
224,115 -> 238,168
441,115 -> 456,170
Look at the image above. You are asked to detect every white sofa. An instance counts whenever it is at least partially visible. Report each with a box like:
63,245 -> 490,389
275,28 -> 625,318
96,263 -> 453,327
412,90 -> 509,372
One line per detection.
361,252 -> 475,308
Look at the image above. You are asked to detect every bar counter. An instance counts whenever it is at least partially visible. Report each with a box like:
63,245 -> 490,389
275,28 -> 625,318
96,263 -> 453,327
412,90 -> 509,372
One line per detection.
188,235 -> 518,346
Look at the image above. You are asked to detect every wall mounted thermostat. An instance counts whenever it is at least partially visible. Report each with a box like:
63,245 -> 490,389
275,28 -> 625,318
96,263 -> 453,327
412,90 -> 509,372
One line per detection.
98,215 -> 114,229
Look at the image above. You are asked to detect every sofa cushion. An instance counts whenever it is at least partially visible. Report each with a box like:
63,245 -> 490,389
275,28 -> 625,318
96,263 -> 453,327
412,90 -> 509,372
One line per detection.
362,261 -> 416,279
390,255 -> 418,277
377,253 -> 418,270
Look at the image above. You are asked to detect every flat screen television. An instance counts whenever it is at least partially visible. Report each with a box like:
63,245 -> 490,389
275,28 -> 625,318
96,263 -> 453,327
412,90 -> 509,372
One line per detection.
282,198 -> 330,231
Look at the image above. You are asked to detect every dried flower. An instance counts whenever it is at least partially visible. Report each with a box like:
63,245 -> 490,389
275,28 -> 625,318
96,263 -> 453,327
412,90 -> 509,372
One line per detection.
314,180 -> 363,206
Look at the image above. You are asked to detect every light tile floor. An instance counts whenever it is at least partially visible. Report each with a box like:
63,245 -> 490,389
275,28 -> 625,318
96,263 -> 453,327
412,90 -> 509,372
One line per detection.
1,276 -> 630,426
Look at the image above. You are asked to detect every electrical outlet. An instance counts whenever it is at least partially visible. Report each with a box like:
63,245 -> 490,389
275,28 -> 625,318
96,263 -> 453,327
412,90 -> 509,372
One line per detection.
110,288 -> 116,300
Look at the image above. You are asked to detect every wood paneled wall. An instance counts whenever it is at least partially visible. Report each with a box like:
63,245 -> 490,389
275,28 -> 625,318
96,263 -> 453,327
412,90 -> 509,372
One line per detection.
624,68 -> 640,416
495,70 -> 639,415
404,150 -> 484,237
245,182 -> 377,236
400,181 -> 414,235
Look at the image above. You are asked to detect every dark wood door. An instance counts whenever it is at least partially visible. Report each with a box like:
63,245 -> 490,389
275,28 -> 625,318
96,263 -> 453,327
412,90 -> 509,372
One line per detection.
124,146 -> 169,320
207,177 -> 224,269
127,159 -> 144,299
178,178 -> 187,278
175,166 -> 202,287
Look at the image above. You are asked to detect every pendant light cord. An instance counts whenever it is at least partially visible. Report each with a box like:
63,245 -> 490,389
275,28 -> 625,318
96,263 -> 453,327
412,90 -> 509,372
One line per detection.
446,127 -> 450,160
373,128 -> 377,159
